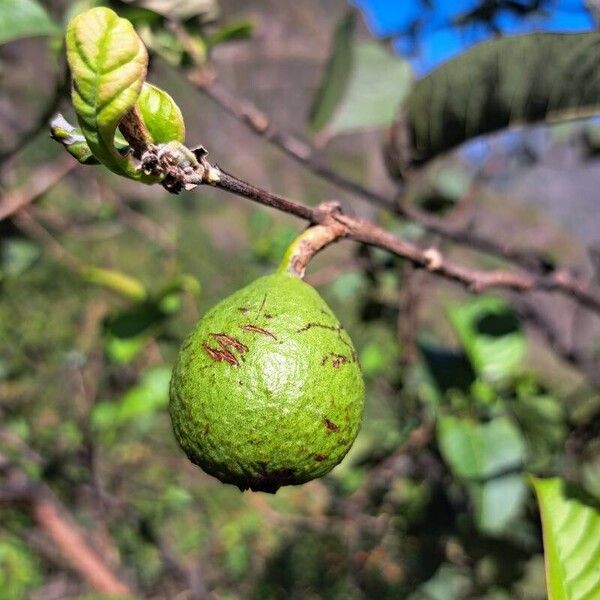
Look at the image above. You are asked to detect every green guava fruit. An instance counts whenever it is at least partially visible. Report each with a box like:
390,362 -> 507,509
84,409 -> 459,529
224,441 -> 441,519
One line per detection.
169,273 -> 365,493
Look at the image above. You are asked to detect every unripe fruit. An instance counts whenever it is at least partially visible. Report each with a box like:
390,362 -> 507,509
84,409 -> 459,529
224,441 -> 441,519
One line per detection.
169,273 -> 365,492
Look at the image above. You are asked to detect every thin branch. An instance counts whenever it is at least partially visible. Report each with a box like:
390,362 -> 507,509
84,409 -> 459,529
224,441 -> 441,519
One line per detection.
185,70 -> 553,273
206,168 -> 600,314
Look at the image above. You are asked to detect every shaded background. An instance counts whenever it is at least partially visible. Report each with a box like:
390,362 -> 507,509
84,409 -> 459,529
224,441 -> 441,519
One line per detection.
1,0 -> 599,598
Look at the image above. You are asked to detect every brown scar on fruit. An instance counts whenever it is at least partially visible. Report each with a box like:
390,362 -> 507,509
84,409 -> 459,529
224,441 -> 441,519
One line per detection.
241,324 -> 277,339
203,333 -> 249,366
254,293 -> 268,320
238,307 -> 250,313
313,453 -> 327,462
320,353 -> 350,368
297,322 -> 354,352
324,418 -> 339,432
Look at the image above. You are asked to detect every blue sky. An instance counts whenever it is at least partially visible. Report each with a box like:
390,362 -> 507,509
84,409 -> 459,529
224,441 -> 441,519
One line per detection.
351,0 -> 595,74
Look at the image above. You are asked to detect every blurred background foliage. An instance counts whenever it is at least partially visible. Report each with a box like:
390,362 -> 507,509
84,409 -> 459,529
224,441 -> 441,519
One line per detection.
1,0 -> 599,598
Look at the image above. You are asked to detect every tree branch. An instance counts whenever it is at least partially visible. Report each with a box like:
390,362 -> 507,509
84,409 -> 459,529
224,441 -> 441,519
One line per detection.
185,69 -> 554,273
205,167 -> 600,314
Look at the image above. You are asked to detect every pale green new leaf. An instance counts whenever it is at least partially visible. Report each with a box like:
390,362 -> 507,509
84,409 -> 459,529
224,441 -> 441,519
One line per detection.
66,7 -> 149,178
0,0 -> 59,45
136,82 -> 185,144
531,477 -> 600,600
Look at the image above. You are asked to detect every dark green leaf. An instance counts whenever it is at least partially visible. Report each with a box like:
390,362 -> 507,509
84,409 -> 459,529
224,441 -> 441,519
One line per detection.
0,0 -> 59,46
386,33 -> 600,177
308,12 -> 355,134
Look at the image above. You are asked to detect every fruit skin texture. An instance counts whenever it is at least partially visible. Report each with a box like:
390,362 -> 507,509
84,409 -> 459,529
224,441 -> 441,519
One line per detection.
169,273 -> 365,493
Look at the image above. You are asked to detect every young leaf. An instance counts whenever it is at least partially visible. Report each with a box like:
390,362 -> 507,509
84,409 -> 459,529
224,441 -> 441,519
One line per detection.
0,0 -> 59,46
50,114 -> 100,165
308,12 -> 356,134
531,477 -> 600,599
136,82 -> 185,144
65,7 -> 150,178
386,33 -> 600,177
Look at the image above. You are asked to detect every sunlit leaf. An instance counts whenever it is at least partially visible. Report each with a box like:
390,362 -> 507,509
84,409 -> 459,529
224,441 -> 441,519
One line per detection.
0,0 -> 59,46
329,42 -> 413,134
308,12 -> 355,134
386,33 -> 600,177
136,82 -> 185,143
531,477 -> 600,599
447,297 -> 525,383
438,415 -> 527,533
65,7 -> 154,179
0,536 -> 42,600
92,365 -> 171,430
78,264 -> 147,301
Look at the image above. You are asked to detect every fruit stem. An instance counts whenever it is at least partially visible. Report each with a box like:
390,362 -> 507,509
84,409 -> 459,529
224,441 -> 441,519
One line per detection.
277,213 -> 347,278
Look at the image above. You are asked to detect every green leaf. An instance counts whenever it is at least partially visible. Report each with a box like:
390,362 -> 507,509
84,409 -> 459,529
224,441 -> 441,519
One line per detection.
329,42 -> 413,134
0,0 -> 59,45
50,114 -> 100,165
419,342 -> 476,402
65,7 -> 151,178
447,297 -> 525,383
78,264 -> 147,301
92,365 -> 171,430
136,82 -> 185,143
408,564 -> 471,600
308,12 -> 355,134
0,536 -> 42,600
531,477 -> 600,599
208,20 -> 254,47
438,415 -> 527,534
386,33 -> 600,176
